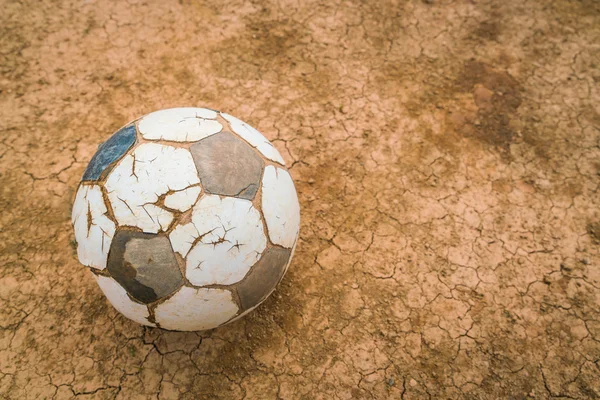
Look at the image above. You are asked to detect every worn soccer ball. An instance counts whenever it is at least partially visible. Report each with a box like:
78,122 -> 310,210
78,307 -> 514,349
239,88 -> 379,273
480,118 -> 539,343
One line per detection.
71,108 -> 300,331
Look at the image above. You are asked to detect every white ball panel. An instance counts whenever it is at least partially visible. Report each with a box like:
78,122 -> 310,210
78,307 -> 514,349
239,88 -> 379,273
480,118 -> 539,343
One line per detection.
105,143 -> 200,233
72,185 -> 116,270
164,186 -> 202,212
171,195 -> 267,286
138,107 -> 222,142
169,222 -> 198,258
94,274 -> 155,327
261,166 -> 301,248
154,286 -> 238,331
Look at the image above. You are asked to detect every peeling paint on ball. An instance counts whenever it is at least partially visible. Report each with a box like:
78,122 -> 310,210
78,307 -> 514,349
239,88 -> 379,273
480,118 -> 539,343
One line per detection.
71,108 -> 301,331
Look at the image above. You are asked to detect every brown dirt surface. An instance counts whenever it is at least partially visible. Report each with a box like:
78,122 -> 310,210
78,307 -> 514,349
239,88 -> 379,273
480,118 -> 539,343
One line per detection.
1,0 -> 599,399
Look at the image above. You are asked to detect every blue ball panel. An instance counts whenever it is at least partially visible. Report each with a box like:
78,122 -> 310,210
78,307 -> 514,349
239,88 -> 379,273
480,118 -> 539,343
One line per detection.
82,124 -> 137,181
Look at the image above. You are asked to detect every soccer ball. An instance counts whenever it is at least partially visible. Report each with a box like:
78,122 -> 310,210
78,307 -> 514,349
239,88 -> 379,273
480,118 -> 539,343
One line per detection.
71,108 -> 300,331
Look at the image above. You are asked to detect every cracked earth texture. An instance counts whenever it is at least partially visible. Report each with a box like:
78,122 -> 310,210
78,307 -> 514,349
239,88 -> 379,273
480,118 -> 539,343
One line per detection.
1,0 -> 599,399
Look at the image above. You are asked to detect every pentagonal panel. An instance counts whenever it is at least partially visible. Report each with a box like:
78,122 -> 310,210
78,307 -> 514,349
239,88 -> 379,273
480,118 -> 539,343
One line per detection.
82,124 -> 137,181
107,231 -> 183,304
190,132 -> 264,200
236,246 -> 291,311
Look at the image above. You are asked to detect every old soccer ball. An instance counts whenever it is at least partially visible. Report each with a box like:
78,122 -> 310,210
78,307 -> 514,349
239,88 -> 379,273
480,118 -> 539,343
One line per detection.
71,108 -> 300,331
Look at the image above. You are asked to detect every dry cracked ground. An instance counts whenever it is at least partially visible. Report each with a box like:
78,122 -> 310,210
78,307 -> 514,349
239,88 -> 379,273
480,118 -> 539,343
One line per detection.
1,0 -> 599,399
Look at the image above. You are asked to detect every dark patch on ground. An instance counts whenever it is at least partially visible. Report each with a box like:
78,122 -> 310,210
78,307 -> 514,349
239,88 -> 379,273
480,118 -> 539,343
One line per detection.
212,18 -> 308,81
587,222 -> 600,244
448,60 -> 523,156
472,20 -> 501,42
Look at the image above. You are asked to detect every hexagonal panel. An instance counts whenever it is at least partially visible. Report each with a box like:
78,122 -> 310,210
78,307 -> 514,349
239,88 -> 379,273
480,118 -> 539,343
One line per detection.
169,194 -> 267,286
71,184 -> 116,270
107,230 -> 184,304
190,131 -> 264,200
261,166 -> 301,248
93,274 -> 156,327
104,143 -> 200,233
138,107 -> 222,142
154,286 -> 239,331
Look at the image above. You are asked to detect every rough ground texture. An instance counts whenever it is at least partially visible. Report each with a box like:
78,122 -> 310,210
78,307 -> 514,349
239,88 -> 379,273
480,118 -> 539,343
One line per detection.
1,0 -> 599,399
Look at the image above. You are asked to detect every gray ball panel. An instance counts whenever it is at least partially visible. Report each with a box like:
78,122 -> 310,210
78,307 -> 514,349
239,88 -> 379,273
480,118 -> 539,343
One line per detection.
190,132 -> 264,200
107,231 -> 183,304
236,246 -> 291,311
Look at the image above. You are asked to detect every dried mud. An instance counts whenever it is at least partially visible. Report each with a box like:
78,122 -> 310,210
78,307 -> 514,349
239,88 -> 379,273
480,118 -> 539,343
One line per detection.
1,0 -> 599,399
